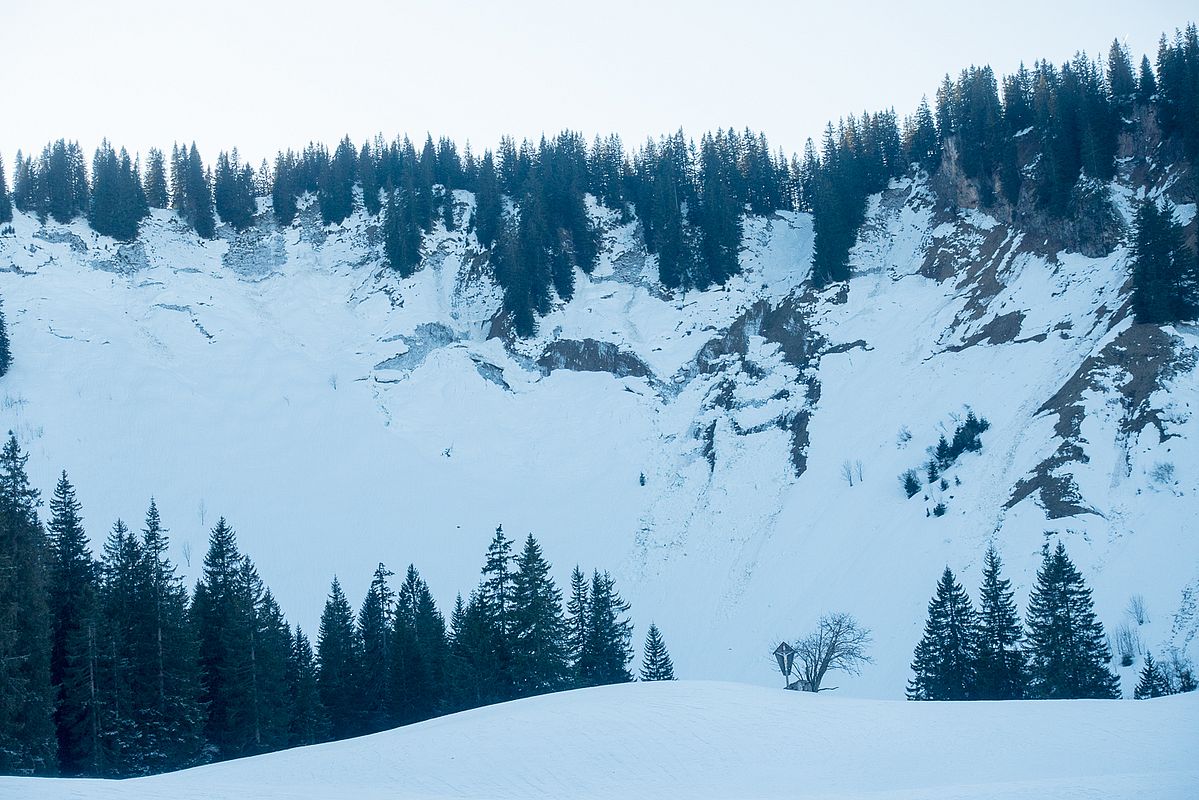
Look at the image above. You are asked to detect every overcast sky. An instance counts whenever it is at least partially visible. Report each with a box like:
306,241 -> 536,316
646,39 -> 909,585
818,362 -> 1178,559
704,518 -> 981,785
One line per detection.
2,1 -> 1194,168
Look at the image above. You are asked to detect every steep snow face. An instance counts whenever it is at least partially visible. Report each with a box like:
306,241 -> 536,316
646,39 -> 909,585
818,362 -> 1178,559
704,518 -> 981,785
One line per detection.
5,682 -> 1197,799
0,179 -> 1195,698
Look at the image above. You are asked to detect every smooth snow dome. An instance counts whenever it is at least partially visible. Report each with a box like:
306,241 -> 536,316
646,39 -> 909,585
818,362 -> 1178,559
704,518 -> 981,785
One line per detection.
0,177 -> 1196,702
5,682 -> 1197,800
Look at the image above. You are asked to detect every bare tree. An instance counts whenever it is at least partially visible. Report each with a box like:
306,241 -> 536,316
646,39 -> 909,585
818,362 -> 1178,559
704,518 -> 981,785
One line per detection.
840,460 -> 855,487
792,612 -> 872,691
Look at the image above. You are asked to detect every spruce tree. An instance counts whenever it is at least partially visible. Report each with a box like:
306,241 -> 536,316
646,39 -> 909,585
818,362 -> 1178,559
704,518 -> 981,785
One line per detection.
0,155 -> 13,224
974,545 -> 1027,700
1025,542 -> 1121,699
0,297 -> 11,377
473,151 -> 502,249
142,149 -> 168,209
0,433 -> 56,775
639,623 -> 676,681
907,567 -> 979,700
1134,652 -> 1170,699
565,565 -> 589,685
390,565 -> 446,724
476,526 -> 515,697
45,472 -> 102,775
509,535 -> 570,697
97,520 -> 143,774
357,563 -> 394,732
316,577 -> 362,739
578,570 -> 633,686
129,500 -> 201,774
287,627 -> 328,745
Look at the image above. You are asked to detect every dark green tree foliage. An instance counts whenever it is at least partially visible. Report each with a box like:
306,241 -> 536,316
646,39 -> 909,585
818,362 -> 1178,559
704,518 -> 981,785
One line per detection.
142,149 -> 169,210
1155,25 -> 1199,159
565,565 -> 589,683
0,435 -> 56,774
902,97 -> 941,172
509,535 -> 569,697
1107,39 -> 1137,111
476,526 -> 515,696
358,141 -> 382,218
1130,200 -> 1198,324
472,151 -> 503,250
578,570 -> 634,687
21,140 -> 90,224
191,518 -> 286,759
45,473 -> 102,775
1137,55 -> 1158,103
907,567 -> 979,700
356,563 -> 394,732
639,623 -> 676,681
172,144 -> 216,238
382,186 -> 422,278
0,297 -> 12,377
1025,542 -> 1121,699
213,151 -> 256,231
317,137 -> 357,226
446,592 -> 492,712
128,500 -> 201,774
973,546 -> 1027,700
271,151 -> 300,227
96,520 -> 143,773
390,565 -> 447,725
0,155 -> 12,224
316,577 -> 362,740
88,141 -> 148,241
286,628 -> 328,746
1134,652 -> 1170,699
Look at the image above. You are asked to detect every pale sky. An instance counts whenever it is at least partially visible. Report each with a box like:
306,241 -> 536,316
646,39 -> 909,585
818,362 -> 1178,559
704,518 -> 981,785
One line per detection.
2,0 -> 1194,169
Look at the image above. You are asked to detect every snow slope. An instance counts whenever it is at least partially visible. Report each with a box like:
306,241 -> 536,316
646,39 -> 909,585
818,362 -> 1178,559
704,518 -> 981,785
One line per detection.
0,176 -> 1196,698
6,681 -> 1197,800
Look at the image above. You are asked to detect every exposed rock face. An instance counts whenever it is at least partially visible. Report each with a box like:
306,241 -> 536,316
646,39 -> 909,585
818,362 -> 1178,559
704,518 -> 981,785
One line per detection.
537,338 -> 653,380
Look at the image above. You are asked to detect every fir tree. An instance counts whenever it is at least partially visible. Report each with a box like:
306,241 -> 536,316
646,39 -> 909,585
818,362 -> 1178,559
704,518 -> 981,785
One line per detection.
473,151 -> 502,249
88,142 -> 148,241
0,297 -> 12,378
142,149 -> 169,210
45,472 -> 102,775
96,520 -> 143,774
974,546 -> 1027,700
509,535 -> 570,697
577,571 -> 634,686
1130,200 -> 1198,324
1134,652 -> 1170,699
316,577 -> 362,739
317,137 -> 356,226
0,155 -> 12,224
565,566 -> 589,685
907,567 -> 979,700
0,433 -> 56,775
357,563 -> 394,732
1025,542 -> 1121,699
287,627 -> 328,746
390,565 -> 447,724
639,623 -> 676,681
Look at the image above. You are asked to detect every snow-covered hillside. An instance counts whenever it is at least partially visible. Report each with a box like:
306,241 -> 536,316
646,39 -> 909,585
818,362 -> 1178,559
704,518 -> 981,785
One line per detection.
0,175 -> 1196,698
5,681 -> 1196,799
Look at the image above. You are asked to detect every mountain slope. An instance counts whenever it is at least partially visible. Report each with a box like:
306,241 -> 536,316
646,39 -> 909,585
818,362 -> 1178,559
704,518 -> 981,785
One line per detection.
4,681 -> 1196,799
0,171 -> 1195,698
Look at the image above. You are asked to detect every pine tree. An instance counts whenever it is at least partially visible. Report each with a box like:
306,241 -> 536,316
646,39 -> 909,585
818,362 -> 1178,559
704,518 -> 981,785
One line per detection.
578,570 -> 634,686
45,472 -> 103,775
973,546 -> 1027,700
88,142 -> 148,241
907,567 -> 979,700
1130,200 -> 1198,324
316,577 -> 362,739
1134,652 -> 1170,699
0,155 -> 12,224
1025,542 -> 1121,699
445,592 -> 491,711
287,627 -> 328,746
96,520 -> 143,774
477,525 -> 514,697
357,563 -> 394,732
473,151 -> 503,249
142,149 -> 169,210
128,500 -> 201,774
639,623 -> 676,681
509,535 -> 569,697
0,433 -> 57,775
0,297 -> 12,380
390,565 -> 447,724
565,565 -> 589,685
317,137 -> 356,226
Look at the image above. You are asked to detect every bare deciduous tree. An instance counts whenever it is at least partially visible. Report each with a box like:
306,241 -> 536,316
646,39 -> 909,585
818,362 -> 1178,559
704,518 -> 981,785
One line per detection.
840,460 -> 855,486
792,612 -> 872,691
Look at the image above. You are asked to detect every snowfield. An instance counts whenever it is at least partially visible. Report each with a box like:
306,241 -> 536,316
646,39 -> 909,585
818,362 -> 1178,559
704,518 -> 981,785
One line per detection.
0,175 -> 1196,702
5,681 -> 1197,800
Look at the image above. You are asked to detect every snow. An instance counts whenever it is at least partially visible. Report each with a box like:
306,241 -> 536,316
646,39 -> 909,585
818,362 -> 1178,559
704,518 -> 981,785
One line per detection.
5,681 -> 1196,799
0,178 -> 1195,702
